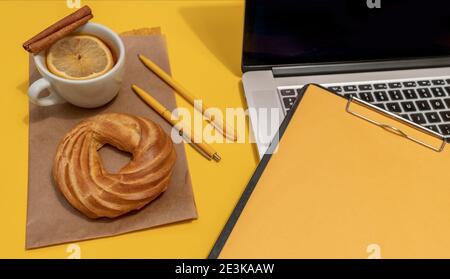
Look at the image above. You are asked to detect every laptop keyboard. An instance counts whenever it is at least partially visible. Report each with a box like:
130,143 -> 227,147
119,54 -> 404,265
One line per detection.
278,77 -> 450,137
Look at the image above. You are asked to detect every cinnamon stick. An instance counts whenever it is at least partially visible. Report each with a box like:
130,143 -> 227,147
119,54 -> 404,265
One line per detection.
23,6 -> 93,54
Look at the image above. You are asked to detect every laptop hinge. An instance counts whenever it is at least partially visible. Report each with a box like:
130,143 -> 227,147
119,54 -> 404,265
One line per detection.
272,57 -> 450,77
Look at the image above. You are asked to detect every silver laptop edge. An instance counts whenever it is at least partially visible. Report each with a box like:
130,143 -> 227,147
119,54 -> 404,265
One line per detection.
244,64 -> 450,158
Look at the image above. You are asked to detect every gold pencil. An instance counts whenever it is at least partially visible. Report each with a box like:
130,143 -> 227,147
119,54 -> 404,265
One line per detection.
132,84 -> 221,162
138,54 -> 237,141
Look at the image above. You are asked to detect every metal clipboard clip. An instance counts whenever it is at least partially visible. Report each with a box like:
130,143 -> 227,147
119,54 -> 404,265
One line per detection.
346,96 -> 446,152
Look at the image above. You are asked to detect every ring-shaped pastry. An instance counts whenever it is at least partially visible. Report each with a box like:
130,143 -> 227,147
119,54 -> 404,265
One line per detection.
53,113 -> 177,218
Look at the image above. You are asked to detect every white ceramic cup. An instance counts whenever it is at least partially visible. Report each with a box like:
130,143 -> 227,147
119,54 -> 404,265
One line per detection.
28,22 -> 125,108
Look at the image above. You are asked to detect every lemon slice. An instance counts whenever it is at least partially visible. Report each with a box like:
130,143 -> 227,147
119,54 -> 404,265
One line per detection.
46,35 -> 114,80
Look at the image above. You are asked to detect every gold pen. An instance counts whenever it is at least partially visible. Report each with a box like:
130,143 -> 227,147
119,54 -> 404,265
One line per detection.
132,84 -> 221,162
138,54 -> 237,142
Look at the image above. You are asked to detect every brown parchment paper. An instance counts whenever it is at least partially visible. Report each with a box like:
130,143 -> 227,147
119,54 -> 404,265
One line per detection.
26,32 -> 197,249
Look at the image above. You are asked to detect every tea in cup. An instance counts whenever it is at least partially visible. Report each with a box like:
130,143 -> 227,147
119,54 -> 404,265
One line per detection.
46,34 -> 115,80
28,22 -> 125,108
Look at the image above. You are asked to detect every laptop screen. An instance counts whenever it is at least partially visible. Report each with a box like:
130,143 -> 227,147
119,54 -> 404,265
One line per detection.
243,0 -> 450,70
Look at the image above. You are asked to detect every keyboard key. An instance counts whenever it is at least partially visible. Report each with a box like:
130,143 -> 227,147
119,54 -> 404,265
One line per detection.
445,98 -> 450,108
417,88 -> 432,98
401,102 -> 416,112
403,89 -> 418,99
358,92 -> 374,102
439,111 -> 450,122
344,93 -> 357,99
439,124 -> 450,135
416,100 -> 431,111
374,83 -> 387,90
374,91 -> 388,102
431,87 -> 446,97
418,80 -> 431,86
403,81 -> 417,87
358,84 -> 372,91
280,89 -> 296,96
296,88 -> 304,95
432,80 -> 446,85
374,103 -> 386,110
431,99 -> 445,110
425,112 -> 441,123
426,125 -> 439,133
400,114 -> 410,121
410,113 -> 426,124
388,90 -> 403,100
344,85 -> 357,92
328,86 -> 342,93
386,103 -> 402,113
445,87 -> 450,96
389,82 -> 402,89
282,97 -> 296,109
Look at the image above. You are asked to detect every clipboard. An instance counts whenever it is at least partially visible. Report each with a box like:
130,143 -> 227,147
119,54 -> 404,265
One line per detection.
210,84 -> 450,259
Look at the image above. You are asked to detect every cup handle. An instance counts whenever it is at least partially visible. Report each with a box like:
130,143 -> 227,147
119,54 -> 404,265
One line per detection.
28,78 -> 66,106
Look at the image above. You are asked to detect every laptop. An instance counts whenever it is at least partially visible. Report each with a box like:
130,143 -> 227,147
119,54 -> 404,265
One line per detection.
242,0 -> 450,158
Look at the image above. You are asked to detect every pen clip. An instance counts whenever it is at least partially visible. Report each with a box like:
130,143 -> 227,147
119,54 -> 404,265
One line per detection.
346,96 -> 446,152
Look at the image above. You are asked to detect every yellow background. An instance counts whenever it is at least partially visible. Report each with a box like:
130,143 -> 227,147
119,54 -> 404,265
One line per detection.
0,0 -> 257,258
